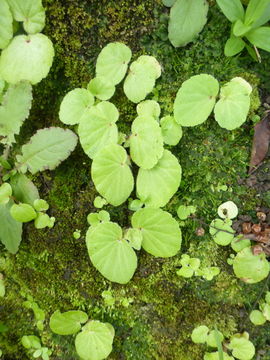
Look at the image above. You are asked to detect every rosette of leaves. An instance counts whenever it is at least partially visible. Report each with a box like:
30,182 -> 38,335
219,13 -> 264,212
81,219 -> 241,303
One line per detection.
49,310 -> 115,360
86,208 -> 181,283
21,335 -> 52,360
177,254 -> 200,278
216,0 -> 270,60
167,0 -> 209,48
173,75 -> 252,130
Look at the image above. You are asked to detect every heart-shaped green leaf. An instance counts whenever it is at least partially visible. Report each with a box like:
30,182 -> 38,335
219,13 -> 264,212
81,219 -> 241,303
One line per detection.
49,310 -> 88,335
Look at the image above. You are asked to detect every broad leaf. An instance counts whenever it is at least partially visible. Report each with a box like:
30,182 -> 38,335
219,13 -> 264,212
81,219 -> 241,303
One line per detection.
228,336 -> 255,360
249,310 -> 266,325
75,321 -> 114,360
246,27 -> 270,52
136,100 -> 161,120
131,208 -> 182,257
160,115 -> 183,145
130,115 -> 164,169
86,222 -> 137,284
10,203 -> 37,222
59,88 -> 95,125
214,78 -> 251,130
136,150 -> 181,208
123,61 -> 156,103
7,0 -> 45,34
10,174 -> 39,205
91,144 -> 134,206
245,0 -> 270,27
233,247 -> 270,283
233,19 -> 251,37
96,42 -> 131,85
209,219 -> 234,245
191,325 -> 209,344
231,237 -> 250,253
250,2 -> 270,28
0,82 -> 32,144
174,74 -> 219,126
49,310 -> 88,335
78,101 -> 119,159
216,0 -> 245,22
168,0 -> 208,47
136,55 -> 162,79
17,127 -> 78,174
0,0 -> 13,49
87,76 -> 115,101
0,201 -> 22,253
224,36 -> 245,56
0,34 -> 54,85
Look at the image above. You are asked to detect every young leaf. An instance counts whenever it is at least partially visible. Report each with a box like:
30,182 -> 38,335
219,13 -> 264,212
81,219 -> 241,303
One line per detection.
214,78 -> 251,130
0,201 -> 22,253
233,247 -> 270,284
174,74 -> 219,126
0,183 -> 12,205
87,76 -> 115,101
75,321 -> 114,360
93,196 -> 107,209
191,325 -> 209,344
249,310 -> 266,325
168,0 -> 208,47
206,330 -> 224,348
21,335 -> 41,350
17,127 -> 78,174
228,336 -> 255,360
224,36 -> 245,56
7,0 -> 45,34
49,310 -> 88,335
78,101 -> 119,159
123,61 -> 156,103
177,205 -> 196,220
10,203 -> 37,222
231,237 -> 250,252
10,174 -> 39,205
131,208 -> 182,257
130,115 -> 164,169
124,228 -> 143,250
136,55 -> 162,79
216,0 -> 245,22
136,100 -> 161,120
33,199 -> 49,212
0,0 -> 13,49
34,213 -> 54,229
96,42 -> 132,85
86,222 -> 137,284
244,0 -> 270,27
136,150 -> 181,208
246,27 -> 270,52
59,88 -> 95,125
0,82 -> 33,144
209,219 -> 235,246
160,115 -> 183,145
0,34 -> 54,85
91,144 -> 134,206
233,19 -> 251,37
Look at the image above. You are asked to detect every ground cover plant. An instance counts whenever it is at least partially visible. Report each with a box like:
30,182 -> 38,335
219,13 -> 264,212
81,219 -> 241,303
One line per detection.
1,0 -> 270,359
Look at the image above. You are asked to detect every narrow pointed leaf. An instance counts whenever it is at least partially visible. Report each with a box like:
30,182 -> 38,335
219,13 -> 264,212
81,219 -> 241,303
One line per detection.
216,0 -> 245,22
224,36 -> 245,56
246,27 -> 270,52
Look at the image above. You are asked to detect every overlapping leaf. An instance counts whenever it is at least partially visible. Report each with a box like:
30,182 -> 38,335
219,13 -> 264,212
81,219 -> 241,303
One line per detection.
0,201 -> 22,254
49,310 -> 88,335
87,76 -> 115,100
0,0 -> 13,49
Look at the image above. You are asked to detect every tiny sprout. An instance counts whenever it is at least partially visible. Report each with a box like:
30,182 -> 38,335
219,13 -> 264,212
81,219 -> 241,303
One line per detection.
217,201 -> 238,219
73,230 -> 81,240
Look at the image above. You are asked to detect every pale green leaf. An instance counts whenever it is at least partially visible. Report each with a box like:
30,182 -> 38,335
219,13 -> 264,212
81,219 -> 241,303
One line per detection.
94,196 -> 107,209
49,310 -> 88,335
91,144 -> 134,206
177,205 -> 196,220
265,291 -> 270,304
10,203 -> 36,222
245,0 -> 270,26
75,320 -> 114,360
210,219 -> 235,246
87,76 -> 115,101
261,302 -> 270,321
216,0 -> 245,22
21,335 -> 41,350
96,42 -> 131,85
136,150 -> 181,208
78,101 -> 119,159
191,325 -> 209,344
224,36 -> 246,56
168,0 -> 208,47
86,222 -> 137,284
136,55 -> 162,79
131,208 -> 181,257
218,201 -> 238,219
0,201 -> 22,253
231,236 -> 251,252
0,82 -> 32,144
34,213 -> 54,229
136,100 -> 161,120
163,0 -> 176,7
123,61 -> 156,103
0,34 -> 54,85
0,0 -> 13,49
204,352 -> 234,360
206,330 -> 224,348
249,310 -> 266,325
228,336 -> 255,360
233,247 -> 270,283
246,27 -> 270,52
214,78 -> 251,130
0,183 -> 12,205
33,199 -> 49,212
17,127 -> 78,174
59,88 -> 95,125
233,19 -> 251,37
124,228 -> 143,250
7,0 -> 45,34
177,266 -> 194,278
130,115 -> 164,169
174,74 -> 219,126
160,116 -> 183,145
250,2 -> 270,28
10,174 -> 39,205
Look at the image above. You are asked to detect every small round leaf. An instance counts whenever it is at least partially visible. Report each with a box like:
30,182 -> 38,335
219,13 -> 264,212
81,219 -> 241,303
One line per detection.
191,325 -> 209,344
49,310 -> 88,335
10,203 -> 37,222
87,76 -> 115,101
209,219 -> 235,246
249,310 -> 266,325
160,115 -> 183,145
